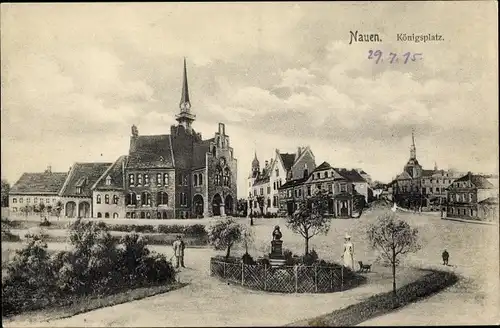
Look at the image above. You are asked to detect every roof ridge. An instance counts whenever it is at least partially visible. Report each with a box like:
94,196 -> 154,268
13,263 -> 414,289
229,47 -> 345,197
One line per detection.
91,157 -> 122,190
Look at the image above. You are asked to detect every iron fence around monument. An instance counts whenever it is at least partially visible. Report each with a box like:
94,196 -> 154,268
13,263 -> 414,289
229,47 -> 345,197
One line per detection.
209,258 -> 344,293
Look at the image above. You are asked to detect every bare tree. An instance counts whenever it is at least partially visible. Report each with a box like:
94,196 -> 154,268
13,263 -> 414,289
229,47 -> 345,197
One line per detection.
367,211 -> 421,302
285,190 -> 331,255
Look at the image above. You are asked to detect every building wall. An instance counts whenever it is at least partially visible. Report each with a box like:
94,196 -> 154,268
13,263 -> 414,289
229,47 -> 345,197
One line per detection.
353,182 -> 369,202
268,153 -> 287,213
60,196 -> 92,218
124,169 -> 176,219
92,191 -> 125,218
9,194 -> 60,214
290,150 -> 316,181
477,189 -> 498,203
206,130 -> 237,217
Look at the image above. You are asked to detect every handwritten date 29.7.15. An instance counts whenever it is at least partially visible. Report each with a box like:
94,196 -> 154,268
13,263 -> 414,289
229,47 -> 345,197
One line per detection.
368,50 -> 423,64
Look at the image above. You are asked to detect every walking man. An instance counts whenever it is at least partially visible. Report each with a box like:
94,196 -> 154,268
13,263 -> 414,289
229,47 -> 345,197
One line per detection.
173,235 -> 186,268
442,249 -> 449,266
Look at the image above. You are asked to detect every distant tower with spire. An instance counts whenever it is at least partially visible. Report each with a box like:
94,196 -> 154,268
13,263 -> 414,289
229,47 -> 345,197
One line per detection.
404,129 -> 423,178
175,58 -> 196,132
410,129 -> 417,159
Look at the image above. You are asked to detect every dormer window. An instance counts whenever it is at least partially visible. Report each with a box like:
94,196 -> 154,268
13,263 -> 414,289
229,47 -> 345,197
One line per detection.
105,175 -> 112,186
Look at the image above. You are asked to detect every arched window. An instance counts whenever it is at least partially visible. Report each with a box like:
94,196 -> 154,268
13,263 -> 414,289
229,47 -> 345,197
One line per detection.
194,174 -> 198,186
223,167 -> 231,186
96,194 -> 102,204
126,192 -> 137,206
157,192 -> 168,205
215,166 -> 222,186
198,173 -> 203,186
129,174 -> 135,185
113,195 -> 119,204
141,192 -> 151,206
105,194 -> 109,204
163,173 -> 169,185
157,173 -> 162,185
97,212 -> 102,218
137,174 -> 143,185
113,213 -> 119,218
105,212 -> 110,218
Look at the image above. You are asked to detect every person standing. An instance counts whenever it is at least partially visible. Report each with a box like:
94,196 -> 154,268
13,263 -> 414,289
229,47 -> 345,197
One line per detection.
342,233 -> 355,270
173,235 -> 186,268
442,249 -> 449,266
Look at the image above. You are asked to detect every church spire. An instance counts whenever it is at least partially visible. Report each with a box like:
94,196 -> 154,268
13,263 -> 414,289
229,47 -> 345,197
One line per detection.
176,58 -> 196,131
179,57 -> 191,110
410,129 -> 416,159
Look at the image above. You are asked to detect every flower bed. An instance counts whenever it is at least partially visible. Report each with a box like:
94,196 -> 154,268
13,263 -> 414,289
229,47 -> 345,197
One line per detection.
210,255 -> 364,294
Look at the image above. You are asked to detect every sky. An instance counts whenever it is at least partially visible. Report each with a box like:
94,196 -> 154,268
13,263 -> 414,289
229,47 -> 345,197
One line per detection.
1,2 -> 498,196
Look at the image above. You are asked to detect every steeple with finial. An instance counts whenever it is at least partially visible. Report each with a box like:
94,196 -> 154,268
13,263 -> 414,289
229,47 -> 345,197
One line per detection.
175,57 -> 196,131
250,150 -> 260,178
410,129 -> 416,159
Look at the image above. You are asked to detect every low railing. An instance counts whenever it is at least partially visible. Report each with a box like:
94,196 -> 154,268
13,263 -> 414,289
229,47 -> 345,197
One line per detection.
210,258 -> 344,293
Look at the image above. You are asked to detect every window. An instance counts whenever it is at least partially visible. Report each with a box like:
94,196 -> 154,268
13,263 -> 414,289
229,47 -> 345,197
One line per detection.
260,188 -> 263,196
163,173 -> 169,185
435,187 -> 439,193
316,184 -> 322,191
267,198 -> 271,207
253,190 -> 257,196
12,198 -> 17,203
307,186 -> 312,196
19,198 -> 23,203
183,175 -> 188,186
194,174 -> 198,186
215,166 -> 222,186
295,189 -> 299,198
144,174 -> 150,185
273,182 -> 276,190
199,173 -> 203,186
76,187 -> 82,194
249,192 -> 252,197
275,168 -> 279,177
105,212 -> 110,218
223,168 -> 231,186
328,184 -> 333,193
105,194 -> 110,204
180,192 -> 188,206
340,184 -> 347,192
113,195 -> 119,205
106,176 -> 112,186
97,195 -> 102,204
324,172 -> 328,178
97,212 -> 102,218
141,192 -> 151,206
27,198 -> 31,203
287,190 -> 292,198
298,189 -> 302,197
129,174 -> 135,185
137,174 -> 143,186
267,186 -> 271,194
157,192 -> 169,205
126,192 -> 137,206
273,196 -> 278,207
317,173 -> 321,179
157,173 -> 162,185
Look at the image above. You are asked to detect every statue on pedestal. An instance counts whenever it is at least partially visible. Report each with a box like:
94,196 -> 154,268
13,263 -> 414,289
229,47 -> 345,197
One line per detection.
270,226 -> 284,259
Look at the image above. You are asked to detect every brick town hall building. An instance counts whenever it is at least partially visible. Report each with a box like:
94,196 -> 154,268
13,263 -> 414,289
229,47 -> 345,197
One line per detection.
9,59 -> 238,219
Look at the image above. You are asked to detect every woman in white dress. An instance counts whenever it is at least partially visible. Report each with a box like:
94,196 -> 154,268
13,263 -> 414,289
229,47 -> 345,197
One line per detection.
342,233 -> 354,270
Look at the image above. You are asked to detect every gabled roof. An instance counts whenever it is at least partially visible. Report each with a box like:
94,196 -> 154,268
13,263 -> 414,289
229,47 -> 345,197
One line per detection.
192,138 -> 213,169
454,173 -> 496,189
478,197 -> 499,205
313,161 -> 332,172
279,177 -> 308,189
127,135 -> 175,169
395,171 -> 412,180
334,168 -> 367,183
92,156 -> 127,191
422,169 -> 435,177
10,172 -> 68,195
280,153 -> 296,171
60,162 -> 112,197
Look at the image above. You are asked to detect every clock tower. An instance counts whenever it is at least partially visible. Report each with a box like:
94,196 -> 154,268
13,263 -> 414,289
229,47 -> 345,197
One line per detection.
175,58 -> 196,132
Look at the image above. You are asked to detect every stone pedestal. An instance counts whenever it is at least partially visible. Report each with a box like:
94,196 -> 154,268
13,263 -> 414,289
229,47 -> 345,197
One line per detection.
269,240 -> 285,267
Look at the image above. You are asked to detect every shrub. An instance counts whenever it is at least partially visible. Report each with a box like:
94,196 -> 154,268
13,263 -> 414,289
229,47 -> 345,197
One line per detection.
40,217 -> 52,227
241,253 -> 256,265
283,249 -> 295,266
183,224 -> 207,237
156,224 -> 185,234
257,258 -> 270,267
300,249 -> 319,265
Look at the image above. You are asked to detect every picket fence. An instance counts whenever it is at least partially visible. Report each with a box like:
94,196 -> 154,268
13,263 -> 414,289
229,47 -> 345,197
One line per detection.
210,258 -> 344,293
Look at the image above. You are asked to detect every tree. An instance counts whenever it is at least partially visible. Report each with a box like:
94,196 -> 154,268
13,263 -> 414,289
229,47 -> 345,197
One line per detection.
1,179 -> 10,207
285,190 -> 331,255
207,219 -> 243,259
38,203 -> 46,217
256,196 -> 265,216
55,201 -> 63,218
367,211 -> 421,303
352,192 -> 366,217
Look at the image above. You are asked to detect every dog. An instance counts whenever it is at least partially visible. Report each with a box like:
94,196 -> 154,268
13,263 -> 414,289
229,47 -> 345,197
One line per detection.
358,261 -> 372,273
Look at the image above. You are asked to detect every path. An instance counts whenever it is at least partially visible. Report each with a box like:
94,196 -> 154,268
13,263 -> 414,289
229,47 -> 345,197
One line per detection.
3,248 -> 424,327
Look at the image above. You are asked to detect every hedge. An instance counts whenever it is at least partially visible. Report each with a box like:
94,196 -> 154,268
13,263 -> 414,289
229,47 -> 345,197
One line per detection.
292,270 -> 459,327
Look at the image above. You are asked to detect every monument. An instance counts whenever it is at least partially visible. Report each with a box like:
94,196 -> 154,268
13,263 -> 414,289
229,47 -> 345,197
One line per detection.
269,226 -> 286,267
